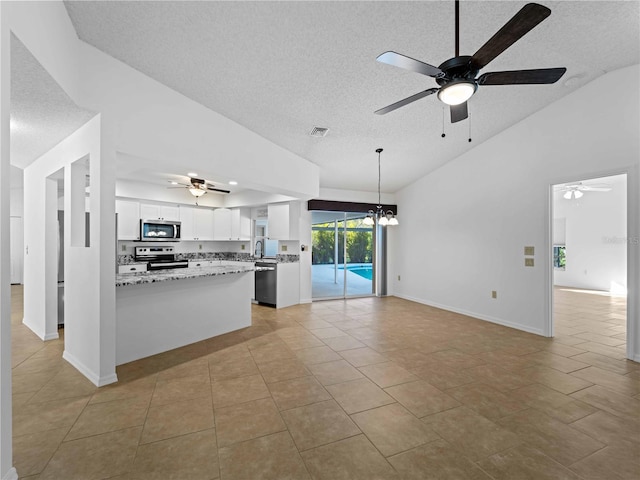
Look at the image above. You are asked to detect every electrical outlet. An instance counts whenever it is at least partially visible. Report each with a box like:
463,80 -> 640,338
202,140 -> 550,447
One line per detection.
241,244 -> 245,250
397,275 -> 401,281
282,245 -> 288,252
492,291 -> 497,299
525,258 -> 534,267
121,244 -> 127,252
199,244 -> 202,250
524,246 -> 535,256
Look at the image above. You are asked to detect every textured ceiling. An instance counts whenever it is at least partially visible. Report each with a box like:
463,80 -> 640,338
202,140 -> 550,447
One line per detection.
10,34 -> 96,169
61,1 -> 639,193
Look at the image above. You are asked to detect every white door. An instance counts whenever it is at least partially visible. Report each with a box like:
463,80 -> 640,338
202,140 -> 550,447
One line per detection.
10,216 -> 24,284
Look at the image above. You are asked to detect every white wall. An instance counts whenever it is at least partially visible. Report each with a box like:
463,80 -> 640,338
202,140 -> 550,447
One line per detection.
0,7 -> 14,480
391,65 -> 639,347
23,115 -> 117,386
2,1 -> 85,477
554,174 -> 627,292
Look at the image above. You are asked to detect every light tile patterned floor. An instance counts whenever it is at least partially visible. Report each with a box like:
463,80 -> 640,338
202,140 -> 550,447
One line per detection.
10,285 -> 638,479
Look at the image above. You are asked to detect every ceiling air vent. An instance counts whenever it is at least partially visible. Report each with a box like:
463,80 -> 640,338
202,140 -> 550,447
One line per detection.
309,126 -> 329,138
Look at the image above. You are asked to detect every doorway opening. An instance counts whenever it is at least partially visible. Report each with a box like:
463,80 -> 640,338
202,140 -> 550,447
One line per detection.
311,211 -> 374,299
551,173 -> 627,359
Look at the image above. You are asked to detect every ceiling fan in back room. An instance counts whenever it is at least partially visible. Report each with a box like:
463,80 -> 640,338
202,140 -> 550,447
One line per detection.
375,1 -> 567,126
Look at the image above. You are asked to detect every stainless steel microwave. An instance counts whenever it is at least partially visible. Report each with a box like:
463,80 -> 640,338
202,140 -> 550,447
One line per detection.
140,219 -> 181,242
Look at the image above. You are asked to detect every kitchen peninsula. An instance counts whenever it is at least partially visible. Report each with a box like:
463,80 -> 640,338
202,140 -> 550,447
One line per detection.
115,263 -> 254,365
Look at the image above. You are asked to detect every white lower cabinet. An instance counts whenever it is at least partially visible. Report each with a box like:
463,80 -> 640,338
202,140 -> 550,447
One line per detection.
118,263 -> 148,274
276,263 -> 300,309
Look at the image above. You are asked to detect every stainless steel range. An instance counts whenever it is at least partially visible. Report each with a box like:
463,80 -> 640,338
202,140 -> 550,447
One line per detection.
134,246 -> 189,270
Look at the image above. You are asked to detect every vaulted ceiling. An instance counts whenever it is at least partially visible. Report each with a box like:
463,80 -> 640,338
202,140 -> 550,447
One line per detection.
20,1 -> 640,194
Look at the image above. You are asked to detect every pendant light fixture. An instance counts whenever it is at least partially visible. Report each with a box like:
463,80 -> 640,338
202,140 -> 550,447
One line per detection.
363,148 -> 398,226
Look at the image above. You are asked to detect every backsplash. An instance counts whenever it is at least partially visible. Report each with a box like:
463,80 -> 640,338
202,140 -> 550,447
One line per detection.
118,252 -> 299,265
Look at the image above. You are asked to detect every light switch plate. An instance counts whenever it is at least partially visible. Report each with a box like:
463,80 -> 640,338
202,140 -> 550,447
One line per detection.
282,245 -> 288,252
524,246 -> 535,256
491,290 -> 497,299
241,244 -> 245,250
525,258 -> 535,267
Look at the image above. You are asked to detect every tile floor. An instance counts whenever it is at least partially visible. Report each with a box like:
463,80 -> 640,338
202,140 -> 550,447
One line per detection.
9,285 -> 639,479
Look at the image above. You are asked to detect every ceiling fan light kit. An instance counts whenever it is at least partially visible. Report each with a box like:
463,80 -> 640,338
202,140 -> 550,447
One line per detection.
437,80 -> 477,106
375,1 -> 566,127
563,190 -> 583,200
188,186 -> 206,197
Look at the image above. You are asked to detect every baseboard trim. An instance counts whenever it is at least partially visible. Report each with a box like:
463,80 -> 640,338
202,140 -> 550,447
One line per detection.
21,317 -> 44,340
394,293 -> 545,336
21,317 -> 59,341
632,353 -> 640,363
2,467 -> 18,480
62,350 -> 118,387
299,298 -> 312,304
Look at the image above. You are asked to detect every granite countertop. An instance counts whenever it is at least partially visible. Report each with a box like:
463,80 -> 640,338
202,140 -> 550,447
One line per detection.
116,264 -> 255,287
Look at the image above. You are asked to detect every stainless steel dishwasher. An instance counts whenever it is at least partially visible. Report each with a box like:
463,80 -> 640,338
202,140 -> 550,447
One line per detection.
255,262 -> 277,306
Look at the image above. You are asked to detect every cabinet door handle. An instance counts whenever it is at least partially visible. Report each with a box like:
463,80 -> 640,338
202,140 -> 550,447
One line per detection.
130,267 -> 136,271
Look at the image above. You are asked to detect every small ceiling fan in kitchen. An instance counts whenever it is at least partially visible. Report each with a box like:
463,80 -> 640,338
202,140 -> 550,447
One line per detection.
375,0 -> 567,123
555,182 -> 612,200
168,177 -> 230,203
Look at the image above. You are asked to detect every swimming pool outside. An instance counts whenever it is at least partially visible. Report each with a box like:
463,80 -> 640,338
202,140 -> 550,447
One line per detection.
337,264 -> 373,280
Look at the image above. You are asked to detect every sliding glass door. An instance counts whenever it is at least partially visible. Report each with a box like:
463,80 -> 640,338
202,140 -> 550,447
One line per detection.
311,211 -> 374,299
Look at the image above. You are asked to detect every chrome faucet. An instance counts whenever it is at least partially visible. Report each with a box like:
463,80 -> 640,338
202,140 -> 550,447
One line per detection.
255,240 -> 263,259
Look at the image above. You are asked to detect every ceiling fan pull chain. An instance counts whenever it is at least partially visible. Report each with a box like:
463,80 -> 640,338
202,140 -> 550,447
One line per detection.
441,107 -> 446,138
468,114 -> 472,142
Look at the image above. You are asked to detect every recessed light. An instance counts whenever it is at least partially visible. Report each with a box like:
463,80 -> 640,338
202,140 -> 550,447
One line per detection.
187,172 -> 198,177
229,181 -> 238,185
170,181 -> 178,185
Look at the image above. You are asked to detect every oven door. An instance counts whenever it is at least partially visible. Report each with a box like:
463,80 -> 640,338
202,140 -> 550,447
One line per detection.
140,220 -> 181,242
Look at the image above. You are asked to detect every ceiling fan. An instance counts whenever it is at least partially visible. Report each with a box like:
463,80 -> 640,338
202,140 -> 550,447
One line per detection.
375,1 -> 567,123
168,177 -> 230,201
556,182 -> 612,200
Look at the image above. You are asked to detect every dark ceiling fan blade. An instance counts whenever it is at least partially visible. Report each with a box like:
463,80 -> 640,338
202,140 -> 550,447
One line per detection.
450,102 -> 468,123
375,88 -> 439,115
206,186 -> 231,194
376,51 -> 443,78
478,67 -> 566,85
470,3 -> 551,70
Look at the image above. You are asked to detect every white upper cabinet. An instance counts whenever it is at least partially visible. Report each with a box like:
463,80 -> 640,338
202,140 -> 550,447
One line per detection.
268,202 -> 299,240
194,208 -> 215,241
211,208 -> 251,241
140,203 -> 180,221
179,206 -> 195,240
180,206 -> 214,241
116,199 -> 140,240
230,208 -> 251,241
213,208 -> 232,240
